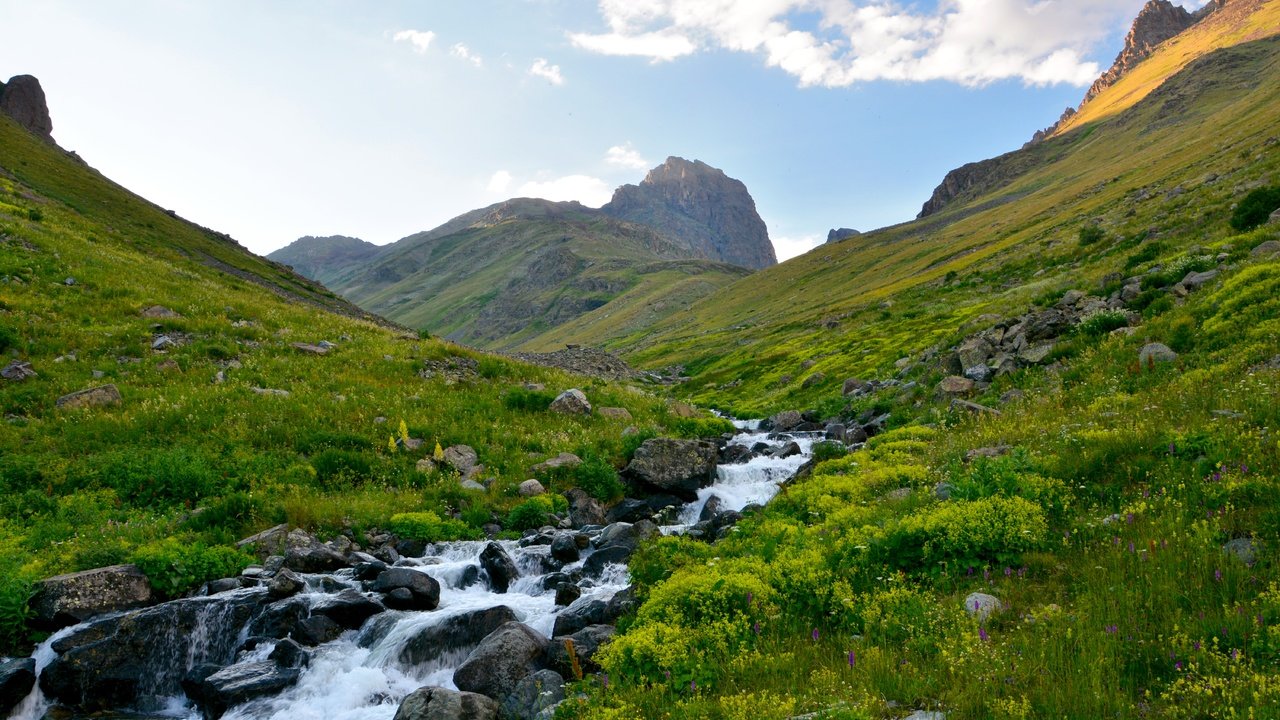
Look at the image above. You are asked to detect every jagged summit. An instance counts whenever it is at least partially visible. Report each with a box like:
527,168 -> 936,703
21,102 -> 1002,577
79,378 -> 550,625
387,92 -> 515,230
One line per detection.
1082,0 -> 1199,107
0,74 -> 54,143
602,157 -> 777,270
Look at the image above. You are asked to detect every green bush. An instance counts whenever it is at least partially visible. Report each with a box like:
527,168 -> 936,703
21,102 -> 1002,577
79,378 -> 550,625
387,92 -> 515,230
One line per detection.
0,324 -> 17,353
507,496 -> 556,530
311,448 -> 374,488
132,538 -> 251,597
1229,186 -> 1280,231
503,387 -> 557,412
811,441 -> 848,464
96,447 -> 222,507
671,416 -> 734,439
0,561 -> 33,654
1076,309 -> 1130,337
573,454 -> 625,502
875,495 -> 1048,572
388,511 -> 481,542
184,492 -> 264,535
1078,224 -> 1106,246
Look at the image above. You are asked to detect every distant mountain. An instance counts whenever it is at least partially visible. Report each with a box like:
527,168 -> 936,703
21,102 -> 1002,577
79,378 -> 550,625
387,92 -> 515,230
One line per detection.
269,235 -> 383,288
275,157 -> 769,348
602,157 -> 777,270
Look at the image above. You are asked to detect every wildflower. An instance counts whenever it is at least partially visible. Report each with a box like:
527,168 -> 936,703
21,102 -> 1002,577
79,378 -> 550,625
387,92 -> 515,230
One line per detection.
1105,625 -> 1118,634
1215,568 -> 1223,582
812,628 -> 820,642
979,627 -> 989,642
753,622 -> 761,635
1128,542 -> 1135,553
690,680 -> 697,692
1004,566 -> 1012,577
1126,513 -> 1134,524
1232,648 -> 1239,661
1194,641 -> 1201,651
847,650 -> 856,668
601,673 -> 609,690
388,435 -> 397,452
1241,464 -> 1249,474
1175,661 -> 1183,671
746,591 -> 753,606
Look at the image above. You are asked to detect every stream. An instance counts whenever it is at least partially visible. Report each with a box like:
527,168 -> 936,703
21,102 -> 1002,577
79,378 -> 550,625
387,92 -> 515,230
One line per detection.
5,421 -> 819,720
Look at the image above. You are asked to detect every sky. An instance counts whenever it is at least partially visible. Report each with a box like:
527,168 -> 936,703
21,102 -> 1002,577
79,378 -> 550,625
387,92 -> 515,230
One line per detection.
0,0 -> 1211,261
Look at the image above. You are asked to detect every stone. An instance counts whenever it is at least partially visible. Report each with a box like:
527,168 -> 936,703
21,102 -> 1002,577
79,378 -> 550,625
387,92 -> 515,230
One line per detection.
190,661 -> 301,717
480,542 -> 520,593
903,713 -> 946,720
310,589 -> 383,629
938,376 -> 975,394
1251,239 -> 1280,256
802,372 -> 826,388
453,622 -> 549,701
292,615 -> 344,646
597,407 -> 633,421
842,378 -> 868,396
548,389 -> 591,415
950,399 -> 1000,415
564,488 -> 607,527
771,441 -> 802,459
0,658 -> 37,717
1139,343 -> 1178,365
500,669 -> 565,720
769,410 -> 803,431
235,523 -> 291,558
1019,343 -> 1055,365
518,479 -> 546,497
956,337 -> 994,370
1182,269 -> 1219,291
1223,538 -> 1259,567
1120,283 -> 1142,301
0,75 -> 53,141
251,387 -> 290,397
966,446 -> 1012,462
1271,208 -> 1280,225
963,364 -> 992,382
582,546 -> 633,577
416,457 -> 438,474
550,534 -> 580,563
282,530 -> 348,573
1059,289 -> 1086,306
267,568 -> 305,599
554,583 -> 581,607
531,453 -> 581,475
140,305 -> 181,318
443,445 -> 479,475
1,360 -> 36,381
594,520 -> 658,554
397,606 -> 518,667
964,592 -> 1003,622
552,598 -> 611,637
290,342 -> 330,355
999,389 -> 1026,404
55,384 -> 122,410
31,564 -> 154,629
605,498 -> 652,523
622,438 -> 717,501
548,624 -> 616,677
393,686 -> 499,720
372,568 -> 441,611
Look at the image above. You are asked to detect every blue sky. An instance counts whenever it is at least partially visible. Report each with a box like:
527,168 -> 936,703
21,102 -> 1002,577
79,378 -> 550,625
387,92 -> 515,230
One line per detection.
1,0 -> 1208,260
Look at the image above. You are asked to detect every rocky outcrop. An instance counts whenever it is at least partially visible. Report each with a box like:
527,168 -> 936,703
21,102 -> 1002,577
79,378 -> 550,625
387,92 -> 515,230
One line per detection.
55,384 -> 123,410
453,621 -> 549,701
397,606 -> 519,667
826,228 -> 860,244
602,157 -> 776,269
30,564 -> 154,629
506,347 -> 646,381
0,658 -> 36,717
0,75 -> 53,142
622,438 -> 718,501
1082,1 -> 1198,107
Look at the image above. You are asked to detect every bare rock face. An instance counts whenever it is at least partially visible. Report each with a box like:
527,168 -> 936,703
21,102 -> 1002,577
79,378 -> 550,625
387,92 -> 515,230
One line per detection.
602,157 -> 776,270
1082,1 -> 1198,106
0,75 -> 54,142
31,564 -> 154,629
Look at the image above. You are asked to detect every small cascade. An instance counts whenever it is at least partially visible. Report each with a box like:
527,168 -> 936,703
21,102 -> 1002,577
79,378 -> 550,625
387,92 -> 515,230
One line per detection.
8,418 -> 819,720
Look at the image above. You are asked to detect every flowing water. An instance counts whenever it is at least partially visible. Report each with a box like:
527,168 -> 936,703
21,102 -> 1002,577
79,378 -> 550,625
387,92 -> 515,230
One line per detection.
6,421 -> 820,720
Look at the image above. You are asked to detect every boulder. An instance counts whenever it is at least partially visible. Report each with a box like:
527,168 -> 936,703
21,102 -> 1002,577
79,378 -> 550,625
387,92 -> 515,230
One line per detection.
289,342 -> 330,355
594,520 -> 658,554
235,523 -> 290,558
140,305 -> 181,318
1181,269 -> 1219,291
548,624 -> 615,676
1251,239 -> 1280,256
309,589 -> 383,629
550,534 -> 580,563
500,669 -> 564,720
605,498 -> 652,523
1018,343 -> 1055,365
938,376 -> 975,394
250,596 -> 309,639
0,75 -> 53,141
719,444 -> 755,464
55,384 -> 122,410
622,438 -> 717,501
597,407 -> 633,421
1138,343 -> 1178,365
564,488 -> 607,528
0,658 -> 36,717
530,452 -> 581,475
453,622 -> 549,701
582,546 -> 632,577
554,583 -> 581,607
1,360 -> 36,381
841,378 -> 868,396
769,410 -> 803,431
394,686 -> 499,720
292,615 -> 344,646
398,606 -> 518,667
443,445 -> 480,475
1223,537 -> 1259,567
31,564 -> 154,629
268,638 -> 310,669
267,568 -> 304,599
480,542 -> 520,593
770,441 -> 802,459
963,592 -> 1003,622
1270,208 -> 1280,225
551,599 -> 610,637
698,495 -> 724,523
518,479 -> 546,497
189,661 -> 300,717
372,568 -> 441,611
548,389 -> 591,415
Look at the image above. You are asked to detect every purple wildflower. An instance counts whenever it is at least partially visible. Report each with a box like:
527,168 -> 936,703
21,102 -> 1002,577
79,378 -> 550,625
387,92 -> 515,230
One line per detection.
1128,542 -> 1135,553
1175,661 -> 1183,671
811,628 -> 820,642
1194,641 -> 1201,651
1126,513 -> 1134,524
746,591 -> 753,606
602,673 -> 609,690
1215,568 -> 1223,583
979,627 -> 989,642
1241,464 -> 1249,474
1169,443 -> 1176,455
847,650 -> 856,668
1232,648 -> 1239,661
1004,566 -> 1012,577
753,622 -> 761,635
690,680 -> 697,692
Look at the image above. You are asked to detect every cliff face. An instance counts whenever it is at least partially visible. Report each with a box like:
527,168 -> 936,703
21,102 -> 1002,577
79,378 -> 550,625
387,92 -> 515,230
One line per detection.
602,157 -> 777,270
1081,0 -> 1199,106
0,75 -> 54,142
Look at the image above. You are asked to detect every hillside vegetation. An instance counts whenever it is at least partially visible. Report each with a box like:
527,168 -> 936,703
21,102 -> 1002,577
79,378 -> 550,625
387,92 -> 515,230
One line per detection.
0,112 -> 724,652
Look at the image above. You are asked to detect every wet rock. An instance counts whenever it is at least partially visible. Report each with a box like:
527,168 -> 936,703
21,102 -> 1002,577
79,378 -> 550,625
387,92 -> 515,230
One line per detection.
622,438 -> 717,501
518,479 -> 546,497
310,589 -> 383,629
719,444 -> 756,464
453,622 -> 549,702
372,568 -> 441,611
595,520 -> 658,554
251,596 -> 309,639
268,638 -> 310,669
55,383 -> 122,410
205,577 -> 245,595
394,685 -> 499,720
963,592 -> 1003,622
554,583 -> 581,607
550,534 -> 580,563
480,542 -> 519,593
31,564 -> 154,630
548,624 -> 615,676
1,360 -> 36,381
552,599 -> 610,637
190,661 -> 302,718
0,658 -> 36,717
583,546 -> 632,577
564,488 -> 606,527
399,606 -> 518,667
548,389 -> 591,415
501,669 -> 565,720
1139,343 -> 1178,365
698,495 -> 724,523
235,523 -> 291,557
770,441 -> 802,459
605,498 -> 652,523
281,529 -> 349,573
531,452 -> 581,475
769,410 -> 803,431
267,568 -> 304,599
292,615 -> 343,646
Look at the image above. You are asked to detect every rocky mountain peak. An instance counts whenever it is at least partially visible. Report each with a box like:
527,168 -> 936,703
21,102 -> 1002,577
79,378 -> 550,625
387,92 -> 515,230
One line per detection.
0,74 -> 54,142
1081,1 -> 1199,106
602,157 -> 776,269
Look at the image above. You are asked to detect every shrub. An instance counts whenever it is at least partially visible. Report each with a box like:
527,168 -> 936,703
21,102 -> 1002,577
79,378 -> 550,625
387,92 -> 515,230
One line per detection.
97,447 -> 222,507
1229,186 -> 1280,231
131,538 -> 251,597
388,511 -> 481,542
0,324 -> 17,353
573,454 -> 625,502
503,387 -> 557,412
1076,309 -> 1130,337
507,496 -> 555,530
811,441 -> 848,464
875,496 -> 1048,572
1078,224 -> 1106,246
184,492 -> 264,535
311,448 -> 374,488
26,208 -> 43,222
671,416 -> 735,439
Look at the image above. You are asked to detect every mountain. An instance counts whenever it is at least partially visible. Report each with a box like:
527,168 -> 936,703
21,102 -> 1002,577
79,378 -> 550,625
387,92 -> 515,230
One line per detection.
0,74 -> 53,143
601,156 -> 777,270
269,234 -> 383,288
272,157 -> 767,349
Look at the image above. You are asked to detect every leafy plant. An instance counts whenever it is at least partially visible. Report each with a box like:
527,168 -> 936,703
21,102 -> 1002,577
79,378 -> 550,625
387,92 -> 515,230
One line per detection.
131,538 -> 251,597
1229,185 -> 1280,231
388,511 -> 481,542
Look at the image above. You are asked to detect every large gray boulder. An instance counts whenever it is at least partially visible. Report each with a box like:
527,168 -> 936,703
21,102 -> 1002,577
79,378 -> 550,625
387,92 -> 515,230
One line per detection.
548,389 -> 591,415
622,438 -> 717,501
453,622 -> 549,701
31,564 -> 154,629
500,669 -> 564,720
547,624 -> 615,676
0,658 -> 36,717
281,529 -> 349,573
1138,343 -> 1178,365
963,592 -> 1003,622
55,384 -> 122,410
768,410 -> 803,431
188,661 -> 300,717
479,543 -> 519,594
372,568 -> 441,611
443,445 -> 480,476
564,488 -> 606,527
394,686 -> 499,720
309,589 -> 383,629
398,606 -> 518,667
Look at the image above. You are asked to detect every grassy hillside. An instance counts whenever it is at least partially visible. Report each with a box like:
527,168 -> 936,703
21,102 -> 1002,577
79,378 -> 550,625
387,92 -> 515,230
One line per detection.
613,33 -> 1280,418
322,199 -> 748,350
0,113 -> 726,653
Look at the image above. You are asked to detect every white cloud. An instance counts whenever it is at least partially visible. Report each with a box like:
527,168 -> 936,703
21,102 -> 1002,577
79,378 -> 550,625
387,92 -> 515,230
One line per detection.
517,175 -> 613,206
487,170 -> 513,194
569,0 -> 1167,88
772,233 -> 822,262
451,43 -> 483,68
605,142 -> 650,170
529,58 -> 566,85
392,29 -> 436,54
